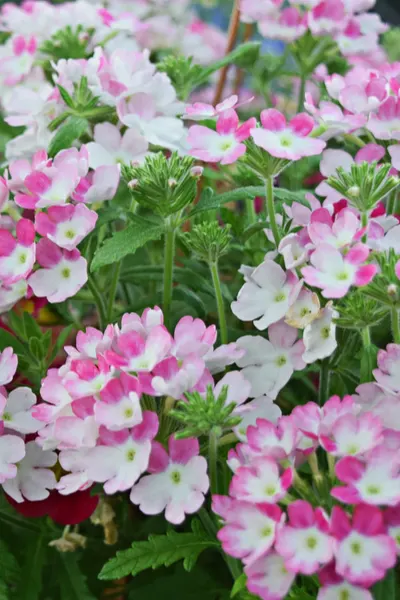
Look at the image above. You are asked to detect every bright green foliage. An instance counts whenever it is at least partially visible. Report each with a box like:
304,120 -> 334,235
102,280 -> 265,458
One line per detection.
171,385 -> 242,438
40,25 -> 92,60
98,520 -> 218,580
158,55 -> 204,100
184,221 -> 232,263
336,292 -> 389,330
123,152 -> 198,218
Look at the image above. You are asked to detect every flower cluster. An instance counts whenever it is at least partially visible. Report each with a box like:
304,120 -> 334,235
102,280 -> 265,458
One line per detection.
213,382 -> 400,599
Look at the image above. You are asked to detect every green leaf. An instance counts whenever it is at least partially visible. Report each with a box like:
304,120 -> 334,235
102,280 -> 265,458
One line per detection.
231,574 -> 247,598
48,324 -> 74,364
91,222 -> 164,271
98,522 -> 218,581
48,116 -> 88,157
16,531 -> 46,600
189,186 -> 307,217
373,569 -> 397,600
58,553 -> 96,600
0,329 -> 27,356
173,287 -> 207,319
199,42 -> 261,83
57,85 -> 74,108
0,539 -> 19,598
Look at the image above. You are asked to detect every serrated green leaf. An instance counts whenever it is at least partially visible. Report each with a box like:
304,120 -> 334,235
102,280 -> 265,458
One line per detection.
98,524 -> 218,581
58,553 -> 96,600
48,116 -> 88,157
91,222 -> 164,271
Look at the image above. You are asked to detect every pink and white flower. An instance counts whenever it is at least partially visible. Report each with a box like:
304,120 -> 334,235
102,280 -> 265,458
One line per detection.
84,412 -> 159,494
188,109 -> 256,165
303,302 -> 338,363
331,504 -> 396,587
373,343 -> 400,393
318,562 -> 373,600
236,321 -> 305,399
86,122 -> 148,168
320,412 -> 383,457
384,505 -> 400,554
184,95 -> 252,121
234,396 -> 282,442
64,358 -> 113,400
0,36 -> 37,85
333,448 -> 400,506
367,96 -> 400,140
130,436 -> 209,524
71,165 -> 120,205
0,348 -> 17,386
0,434 -> 25,484
105,327 -> 173,373
28,239 -> 88,303
276,501 -> 334,574
245,552 -> 296,600
231,260 -> 302,330
2,441 -> 56,503
0,387 -> 42,434
302,243 -> 377,298
35,204 -> 98,250
259,7 -> 307,42
94,373 -> 143,431
212,496 -> 283,565
285,288 -> 321,329
230,455 -> 293,504
308,0 -> 346,35
246,416 -> 299,461
142,355 -> 205,399
0,219 -> 35,284
251,109 -> 326,160
308,208 -> 363,249
172,316 -> 216,359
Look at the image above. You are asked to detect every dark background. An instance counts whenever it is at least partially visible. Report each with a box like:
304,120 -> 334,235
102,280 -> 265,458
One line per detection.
377,0 -> 400,24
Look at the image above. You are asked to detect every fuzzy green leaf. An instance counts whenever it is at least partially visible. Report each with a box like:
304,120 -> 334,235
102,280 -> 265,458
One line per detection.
48,116 -> 88,157
98,522 -> 218,581
91,221 -> 164,271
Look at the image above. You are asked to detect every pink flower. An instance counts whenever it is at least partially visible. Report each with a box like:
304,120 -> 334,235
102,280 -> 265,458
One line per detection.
339,75 -> 388,115
65,325 -> 115,361
331,504 -> 396,586
240,0 -> 283,23
2,441 -> 56,503
184,95 -> 252,121
0,434 -> 25,484
0,280 -> 27,314
236,321 -> 305,399
203,342 -> 245,374
259,7 -> 307,42
130,436 -> 209,524
212,496 -> 283,565
188,109 -> 256,165
172,316 -> 216,358
86,122 -> 148,168
320,412 -> 383,457
276,501 -> 334,574
308,0 -> 346,35
317,562 -> 373,600
0,219 -> 35,284
245,552 -> 295,600
104,326 -> 173,373
15,161 -> 80,209
303,301 -> 338,364
35,204 -> 98,250
333,448 -> 400,506
367,96 -> 400,140
251,109 -> 326,160
33,369 -> 73,425
0,35 -> 36,85
84,412 -> 159,494
94,373 -> 143,431
0,387 -> 42,434
231,260 -> 303,330
119,307 -> 164,336
72,165 -> 120,204
142,355 -> 205,399
308,208 -> 364,249
304,94 -> 366,139
234,396 -> 282,442
28,239 -> 88,303
302,243 -> 377,298
246,416 -> 299,461
0,348 -> 17,386
230,455 -> 293,504
64,358 -> 113,400
373,343 -> 400,393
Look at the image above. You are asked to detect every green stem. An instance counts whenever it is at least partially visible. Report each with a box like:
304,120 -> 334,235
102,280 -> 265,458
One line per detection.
87,278 -> 107,331
245,196 -> 257,224
163,227 -> 176,330
208,430 -> 219,495
265,176 -> 280,247
361,212 -> 368,243
318,360 -> 330,406
106,260 -> 121,323
387,191 -> 396,215
210,261 -> 228,345
361,326 -> 371,347
297,72 -> 306,113
391,307 -> 400,343
343,133 -> 366,148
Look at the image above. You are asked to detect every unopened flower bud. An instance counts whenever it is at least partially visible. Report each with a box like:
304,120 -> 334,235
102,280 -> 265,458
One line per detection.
128,178 -> 139,190
168,178 -> 178,188
190,166 -> 203,178
347,186 -> 360,199
388,284 -> 398,297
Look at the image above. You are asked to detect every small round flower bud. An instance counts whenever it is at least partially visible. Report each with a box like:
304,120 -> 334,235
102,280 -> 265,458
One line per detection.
347,186 -> 360,199
190,166 -> 203,178
128,179 -> 139,190
387,284 -> 398,297
168,178 -> 178,188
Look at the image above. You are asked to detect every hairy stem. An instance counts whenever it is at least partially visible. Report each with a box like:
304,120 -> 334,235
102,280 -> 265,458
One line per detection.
163,227 -> 176,330
210,261 -> 228,345
391,307 -> 400,344
265,176 -> 280,247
